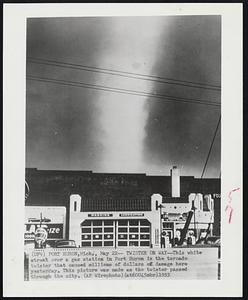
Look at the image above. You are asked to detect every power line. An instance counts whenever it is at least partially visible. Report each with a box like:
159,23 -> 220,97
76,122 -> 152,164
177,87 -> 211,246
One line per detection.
27,57 -> 221,92
190,115 -> 220,239
27,75 -> 221,107
200,116 -> 221,178
28,57 -> 221,91
27,75 -> 219,105
26,75 -> 221,108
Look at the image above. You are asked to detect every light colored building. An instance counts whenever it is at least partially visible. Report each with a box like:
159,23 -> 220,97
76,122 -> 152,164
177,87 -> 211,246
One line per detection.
160,167 -> 214,245
161,193 -> 214,245
69,193 -> 162,248
68,168 -> 214,248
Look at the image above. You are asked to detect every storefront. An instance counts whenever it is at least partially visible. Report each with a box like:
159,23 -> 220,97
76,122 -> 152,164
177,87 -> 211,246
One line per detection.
69,194 -> 162,248
25,166 -> 219,248
160,193 -> 215,246
80,218 -> 151,248
68,191 -> 215,248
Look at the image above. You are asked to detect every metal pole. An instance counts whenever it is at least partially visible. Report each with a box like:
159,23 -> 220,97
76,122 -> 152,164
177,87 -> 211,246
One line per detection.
160,205 -> 162,247
193,203 -> 196,237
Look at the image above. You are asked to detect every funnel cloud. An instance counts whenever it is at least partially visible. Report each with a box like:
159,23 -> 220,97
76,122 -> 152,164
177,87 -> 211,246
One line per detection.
26,16 -> 221,177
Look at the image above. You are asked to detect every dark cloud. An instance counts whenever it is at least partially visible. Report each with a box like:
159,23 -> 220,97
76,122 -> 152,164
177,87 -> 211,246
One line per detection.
26,81 -> 104,170
27,18 -> 110,63
26,18 -> 106,170
144,16 -> 221,177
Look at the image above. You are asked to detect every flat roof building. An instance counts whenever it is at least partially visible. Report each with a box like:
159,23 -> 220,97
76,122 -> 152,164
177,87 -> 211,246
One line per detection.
25,167 -> 221,246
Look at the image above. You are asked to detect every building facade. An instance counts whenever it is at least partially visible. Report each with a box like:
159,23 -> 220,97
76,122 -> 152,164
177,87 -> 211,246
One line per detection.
25,166 -> 221,247
69,193 -> 161,248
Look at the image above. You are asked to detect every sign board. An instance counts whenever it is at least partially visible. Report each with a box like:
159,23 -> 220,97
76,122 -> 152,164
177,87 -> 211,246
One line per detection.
24,206 -> 66,242
119,213 -> 144,217
162,213 -> 186,221
24,223 -> 64,240
88,213 -> 113,217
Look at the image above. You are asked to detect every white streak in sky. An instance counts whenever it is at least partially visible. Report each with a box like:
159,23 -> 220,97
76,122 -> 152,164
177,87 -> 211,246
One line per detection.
96,18 -> 167,173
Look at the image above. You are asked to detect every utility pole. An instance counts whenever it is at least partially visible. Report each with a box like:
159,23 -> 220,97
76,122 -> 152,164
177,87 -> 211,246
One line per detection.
40,212 -> 42,227
158,204 -> 164,247
192,200 -> 197,238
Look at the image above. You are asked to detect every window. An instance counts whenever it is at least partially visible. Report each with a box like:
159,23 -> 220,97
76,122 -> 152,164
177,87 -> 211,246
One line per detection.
104,241 -> 113,247
140,234 -> 149,239
140,241 -> 149,246
104,234 -> 113,239
118,234 -> 127,239
104,227 -> 113,232
129,227 -> 138,232
81,241 -> 91,247
104,220 -> 113,226
129,220 -> 138,226
93,241 -> 102,247
129,234 -> 139,239
140,227 -> 150,233
81,234 -> 91,240
81,219 -> 150,247
81,220 -> 91,226
118,241 -> 127,246
81,227 -> 91,233
93,234 -> 102,240
118,227 -> 128,232
118,220 -> 128,226
129,241 -> 138,246
140,220 -> 150,226
93,220 -> 102,226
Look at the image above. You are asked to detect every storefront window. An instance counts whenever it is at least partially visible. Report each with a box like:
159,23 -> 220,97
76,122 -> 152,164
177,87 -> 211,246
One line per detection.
80,219 -> 151,247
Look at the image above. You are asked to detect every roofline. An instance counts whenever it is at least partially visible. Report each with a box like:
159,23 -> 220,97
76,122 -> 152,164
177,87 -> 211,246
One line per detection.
25,167 -> 220,179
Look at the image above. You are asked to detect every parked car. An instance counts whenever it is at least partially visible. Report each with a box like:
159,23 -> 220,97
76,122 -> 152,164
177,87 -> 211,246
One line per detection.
54,240 -> 77,248
205,236 -> 220,245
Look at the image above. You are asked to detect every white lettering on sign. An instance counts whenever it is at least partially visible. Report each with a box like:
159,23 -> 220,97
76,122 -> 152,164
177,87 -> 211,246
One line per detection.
213,194 -> 221,198
119,213 -> 144,217
24,232 -> 35,239
88,213 -> 113,217
47,227 -> 60,234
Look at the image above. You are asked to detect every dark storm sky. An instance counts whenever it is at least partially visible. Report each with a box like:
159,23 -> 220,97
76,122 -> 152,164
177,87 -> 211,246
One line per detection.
26,16 -> 221,177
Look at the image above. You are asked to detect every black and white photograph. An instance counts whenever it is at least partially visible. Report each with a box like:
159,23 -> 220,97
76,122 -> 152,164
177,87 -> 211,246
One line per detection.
3,3 -> 242,297
24,14 -> 221,279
